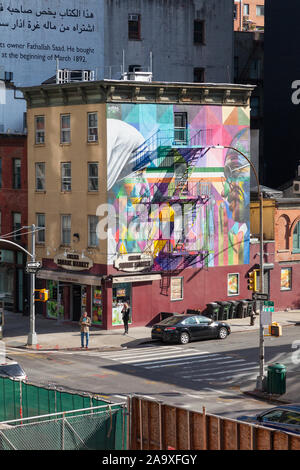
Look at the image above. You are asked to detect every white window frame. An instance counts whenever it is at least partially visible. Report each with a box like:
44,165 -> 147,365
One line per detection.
256,5 -> 264,16
87,112 -> 98,142
36,213 -> 45,244
171,277 -> 184,301
88,162 -> 99,191
61,215 -> 71,245
35,162 -> 45,191
61,162 -> 71,192
88,215 -> 99,247
13,212 -> 21,241
35,115 -> 45,144
60,114 -> 71,144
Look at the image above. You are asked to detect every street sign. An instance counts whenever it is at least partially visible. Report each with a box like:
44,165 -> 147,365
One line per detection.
263,300 -> 274,313
252,292 -> 270,301
26,261 -> 42,274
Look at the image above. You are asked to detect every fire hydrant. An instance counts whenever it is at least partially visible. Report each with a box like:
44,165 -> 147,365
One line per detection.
250,312 -> 256,326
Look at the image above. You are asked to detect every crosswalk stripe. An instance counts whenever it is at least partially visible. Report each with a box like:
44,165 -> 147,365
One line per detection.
189,364 -> 258,379
145,357 -> 246,370
98,346 -> 197,359
109,350 -> 212,364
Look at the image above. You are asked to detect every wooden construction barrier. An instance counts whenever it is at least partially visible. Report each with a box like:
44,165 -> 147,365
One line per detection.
129,396 -> 300,450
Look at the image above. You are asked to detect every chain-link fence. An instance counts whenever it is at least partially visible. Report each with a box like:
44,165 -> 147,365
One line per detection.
0,404 -> 127,450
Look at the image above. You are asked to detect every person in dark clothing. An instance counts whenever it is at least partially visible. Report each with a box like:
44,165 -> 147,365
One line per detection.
122,301 -> 130,335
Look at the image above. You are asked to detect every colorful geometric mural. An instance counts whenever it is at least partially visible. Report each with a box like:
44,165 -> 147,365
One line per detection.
106,103 -> 250,271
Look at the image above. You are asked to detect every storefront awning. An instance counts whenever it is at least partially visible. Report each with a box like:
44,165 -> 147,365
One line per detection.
36,269 -> 103,286
112,273 -> 162,284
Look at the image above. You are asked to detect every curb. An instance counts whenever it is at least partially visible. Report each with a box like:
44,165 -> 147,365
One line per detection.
242,389 -> 291,405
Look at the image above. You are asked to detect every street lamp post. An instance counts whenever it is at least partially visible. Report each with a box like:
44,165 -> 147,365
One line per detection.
211,145 -> 265,390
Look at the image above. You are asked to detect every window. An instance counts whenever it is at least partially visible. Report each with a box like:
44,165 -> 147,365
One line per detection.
61,162 -> 71,192
171,277 -> 183,301
88,162 -> 98,191
88,113 -> 98,142
35,162 -> 45,191
60,114 -> 71,143
234,56 -> 239,81
0,158 -> 2,189
36,213 -> 45,244
260,409 -> 285,423
193,67 -> 205,83
174,112 -> 187,144
13,159 -> 21,189
194,20 -> 205,44
243,4 -> 250,15
61,215 -> 71,245
88,215 -> 99,247
183,316 -> 198,325
250,96 -> 260,118
35,116 -> 45,144
293,221 -> 300,252
280,268 -> 292,291
249,58 -> 262,80
13,212 -> 21,241
233,5 -> 237,20
128,14 -> 141,40
256,5 -> 264,16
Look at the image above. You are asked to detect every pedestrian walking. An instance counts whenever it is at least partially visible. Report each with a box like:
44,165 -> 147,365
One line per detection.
122,301 -> 130,335
79,311 -> 91,348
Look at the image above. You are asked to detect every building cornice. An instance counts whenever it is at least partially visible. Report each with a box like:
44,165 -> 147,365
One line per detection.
19,80 -> 255,109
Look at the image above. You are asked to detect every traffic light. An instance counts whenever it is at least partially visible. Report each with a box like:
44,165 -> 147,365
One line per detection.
35,289 -> 49,302
247,270 -> 257,292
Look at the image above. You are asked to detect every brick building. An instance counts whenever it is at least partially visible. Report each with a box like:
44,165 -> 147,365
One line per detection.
234,1 -> 265,32
0,134 -> 28,312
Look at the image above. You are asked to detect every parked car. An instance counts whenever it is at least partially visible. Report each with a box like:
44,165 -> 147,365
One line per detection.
238,405 -> 300,434
151,314 -> 231,344
0,361 -> 27,381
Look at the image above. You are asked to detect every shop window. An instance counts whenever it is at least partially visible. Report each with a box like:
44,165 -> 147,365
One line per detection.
35,162 -> 45,191
171,277 -> 183,301
13,159 -> 21,189
61,162 -> 71,192
88,215 -> 99,247
92,286 -> 102,325
61,214 -> 71,245
112,283 -> 132,326
35,115 -> 45,144
280,268 -> 292,291
194,20 -> 205,44
128,14 -> 141,40
293,221 -> 300,253
60,114 -> 71,143
88,162 -> 98,191
87,112 -> 98,142
36,213 -> 45,244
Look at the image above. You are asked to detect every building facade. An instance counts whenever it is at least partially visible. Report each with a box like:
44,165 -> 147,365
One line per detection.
0,133 -> 28,312
234,0 -> 265,32
22,78 -> 254,329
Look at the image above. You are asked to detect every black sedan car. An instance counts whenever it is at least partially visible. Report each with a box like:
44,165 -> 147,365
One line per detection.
238,405 -> 300,435
151,314 -> 231,344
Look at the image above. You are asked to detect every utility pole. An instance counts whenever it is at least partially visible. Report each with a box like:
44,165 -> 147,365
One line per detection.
27,224 -> 38,346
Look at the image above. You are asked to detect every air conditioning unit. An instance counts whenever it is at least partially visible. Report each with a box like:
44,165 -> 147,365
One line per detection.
88,135 -> 98,142
129,14 -> 139,21
293,180 -> 300,194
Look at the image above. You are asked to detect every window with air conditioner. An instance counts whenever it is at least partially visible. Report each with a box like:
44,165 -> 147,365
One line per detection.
128,14 -> 141,40
88,112 -> 98,142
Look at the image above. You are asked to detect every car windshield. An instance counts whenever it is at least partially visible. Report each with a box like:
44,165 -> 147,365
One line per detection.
159,316 -> 182,326
0,364 -> 24,377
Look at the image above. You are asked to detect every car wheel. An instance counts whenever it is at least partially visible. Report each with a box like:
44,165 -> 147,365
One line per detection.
179,332 -> 190,345
218,327 -> 228,340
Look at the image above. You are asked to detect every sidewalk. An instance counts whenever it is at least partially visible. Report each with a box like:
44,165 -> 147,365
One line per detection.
3,309 -> 300,351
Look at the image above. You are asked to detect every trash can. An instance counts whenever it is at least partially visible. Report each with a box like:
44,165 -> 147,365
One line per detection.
237,300 -> 248,318
267,363 -> 286,395
228,300 -> 239,319
206,303 -> 221,322
217,301 -> 231,321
